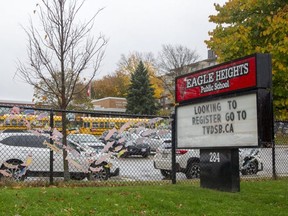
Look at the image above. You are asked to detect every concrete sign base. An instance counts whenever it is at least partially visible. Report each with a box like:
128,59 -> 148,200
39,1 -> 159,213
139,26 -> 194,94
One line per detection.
200,149 -> 240,192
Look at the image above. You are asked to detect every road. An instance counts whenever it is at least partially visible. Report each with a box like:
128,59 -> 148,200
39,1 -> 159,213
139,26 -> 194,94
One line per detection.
23,146 -> 288,182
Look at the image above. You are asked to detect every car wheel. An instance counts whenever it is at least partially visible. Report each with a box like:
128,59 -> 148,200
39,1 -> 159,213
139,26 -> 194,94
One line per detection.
241,161 -> 258,175
70,173 -> 86,181
160,169 -> 171,178
121,152 -> 129,158
185,162 -> 200,179
0,160 -> 26,181
89,166 -> 110,181
142,153 -> 149,158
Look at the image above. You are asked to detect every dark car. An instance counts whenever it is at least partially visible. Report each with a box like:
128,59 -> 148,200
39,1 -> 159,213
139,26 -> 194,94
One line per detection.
121,142 -> 151,158
120,132 -> 151,158
99,130 -> 151,158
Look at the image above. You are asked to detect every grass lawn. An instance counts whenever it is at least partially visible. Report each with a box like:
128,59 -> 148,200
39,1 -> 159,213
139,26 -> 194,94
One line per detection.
0,179 -> 287,216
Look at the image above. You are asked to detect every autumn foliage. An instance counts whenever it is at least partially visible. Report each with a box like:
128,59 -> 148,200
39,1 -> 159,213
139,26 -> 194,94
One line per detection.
206,0 -> 288,119
92,52 -> 164,100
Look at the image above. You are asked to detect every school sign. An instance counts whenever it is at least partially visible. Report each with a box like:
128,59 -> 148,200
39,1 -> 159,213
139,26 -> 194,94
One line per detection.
175,53 -> 273,149
174,53 -> 273,192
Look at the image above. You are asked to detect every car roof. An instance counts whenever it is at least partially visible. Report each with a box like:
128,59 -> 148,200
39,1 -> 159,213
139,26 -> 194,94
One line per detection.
0,132 -> 38,140
68,134 -> 96,137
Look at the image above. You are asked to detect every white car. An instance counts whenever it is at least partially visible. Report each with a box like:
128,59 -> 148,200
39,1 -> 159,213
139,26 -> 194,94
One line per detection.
153,140 -> 200,179
141,130 -> 172,152
0,133 -> 119,181
153,141 -> 263,179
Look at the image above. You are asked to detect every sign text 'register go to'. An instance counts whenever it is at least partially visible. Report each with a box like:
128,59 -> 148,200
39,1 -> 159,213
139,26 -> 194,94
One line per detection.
176,94 -> 258,148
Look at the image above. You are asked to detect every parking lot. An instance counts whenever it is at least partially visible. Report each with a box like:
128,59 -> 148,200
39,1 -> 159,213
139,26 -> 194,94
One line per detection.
0,106 -> 288,186
112,147 -> 288,182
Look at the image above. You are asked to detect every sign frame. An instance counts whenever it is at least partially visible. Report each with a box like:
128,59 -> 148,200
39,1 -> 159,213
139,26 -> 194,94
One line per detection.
175,89 -> 273,149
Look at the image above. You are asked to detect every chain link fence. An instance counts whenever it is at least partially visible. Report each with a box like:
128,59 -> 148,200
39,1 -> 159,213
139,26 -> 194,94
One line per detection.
0,105 -> 287,187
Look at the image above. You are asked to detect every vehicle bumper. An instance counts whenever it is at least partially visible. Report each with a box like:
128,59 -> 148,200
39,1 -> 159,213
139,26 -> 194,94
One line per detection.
153,158 -> 172,170
259,162 -> 264,171
153,161 -> 181,172
110,167 -> 120,177
126,146 -> 150,156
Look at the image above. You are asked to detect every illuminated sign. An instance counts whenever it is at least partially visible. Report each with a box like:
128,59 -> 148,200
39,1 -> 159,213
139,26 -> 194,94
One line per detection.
176,94 -> 258,148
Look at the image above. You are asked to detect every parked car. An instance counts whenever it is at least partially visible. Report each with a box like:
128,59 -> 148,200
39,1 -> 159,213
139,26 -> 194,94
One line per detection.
67,134 -> 105,153
0,133 -> 119,181
153,141 -> 263,179
67,133 -> 120,180
239,148 -> 263,175
99,130 -> 151,158
141,129 -> 172,152
153,140 -> 200,179
120,132 -> 151,158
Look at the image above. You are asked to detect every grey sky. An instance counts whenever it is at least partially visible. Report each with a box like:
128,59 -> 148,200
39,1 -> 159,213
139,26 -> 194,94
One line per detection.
0,0 -> 226,102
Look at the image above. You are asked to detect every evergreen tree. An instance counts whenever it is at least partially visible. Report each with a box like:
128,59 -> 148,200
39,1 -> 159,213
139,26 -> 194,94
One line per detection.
126,61 -> 158,115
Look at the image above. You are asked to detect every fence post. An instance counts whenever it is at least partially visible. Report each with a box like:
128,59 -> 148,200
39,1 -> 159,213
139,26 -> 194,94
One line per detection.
49,110 -> 54,185
272,140 -> 277,180
271,106 -> 276,180
171,114 -> 176,184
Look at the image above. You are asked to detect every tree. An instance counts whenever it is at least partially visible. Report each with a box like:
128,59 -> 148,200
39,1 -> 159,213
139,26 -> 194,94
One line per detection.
33,72 -> 93,110
91,52 -> 164,101
205,0 -> 288,119
16,0 -> 107,180
92,71 -> 129,99
68,81 -> 94,110
116,52 -> 164,99
126,61 -> 158,115
157,44 -> 199,99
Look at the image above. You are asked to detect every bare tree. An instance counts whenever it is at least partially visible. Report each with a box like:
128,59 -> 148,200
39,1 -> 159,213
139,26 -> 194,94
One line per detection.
16,0 -> 107,180
157,44 -> 199,99
116,51 -> 156,76
33,71 -> 93,110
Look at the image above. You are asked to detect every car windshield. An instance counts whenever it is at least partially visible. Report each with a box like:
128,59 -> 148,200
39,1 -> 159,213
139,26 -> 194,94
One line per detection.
89,145 -> 104,153
66,138 -> 97,153
161,143 -> 171,150
67,134 -> 104,153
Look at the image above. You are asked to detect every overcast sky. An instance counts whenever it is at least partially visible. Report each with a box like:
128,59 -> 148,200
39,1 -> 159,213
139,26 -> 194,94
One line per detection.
0,0 -> 226,102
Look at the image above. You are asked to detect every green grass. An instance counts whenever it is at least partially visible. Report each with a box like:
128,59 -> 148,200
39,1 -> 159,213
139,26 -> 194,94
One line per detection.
0,179 -> 287,216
